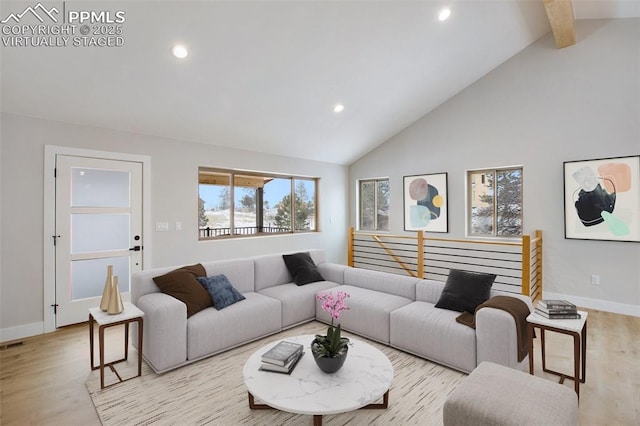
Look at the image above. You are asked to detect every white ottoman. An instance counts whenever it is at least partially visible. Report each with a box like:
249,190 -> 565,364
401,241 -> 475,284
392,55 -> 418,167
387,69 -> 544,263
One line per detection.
443,362 -> 578,426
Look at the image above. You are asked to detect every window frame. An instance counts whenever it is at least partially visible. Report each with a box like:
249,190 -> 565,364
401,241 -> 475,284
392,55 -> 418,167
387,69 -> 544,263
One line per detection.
466,166 -> 523,238
198,167 -> 319,240
357,177 -> 390,232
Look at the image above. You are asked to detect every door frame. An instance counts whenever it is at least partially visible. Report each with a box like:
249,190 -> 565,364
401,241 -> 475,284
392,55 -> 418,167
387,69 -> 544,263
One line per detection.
43,145 -> 152,332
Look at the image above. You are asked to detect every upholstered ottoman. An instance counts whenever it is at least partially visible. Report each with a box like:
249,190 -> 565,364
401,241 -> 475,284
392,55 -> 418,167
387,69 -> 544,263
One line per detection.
443,361 -> 578,426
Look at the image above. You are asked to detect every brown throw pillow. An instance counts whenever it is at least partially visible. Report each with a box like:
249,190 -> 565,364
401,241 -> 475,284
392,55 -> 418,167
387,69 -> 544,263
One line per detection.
153,264 -> 212,318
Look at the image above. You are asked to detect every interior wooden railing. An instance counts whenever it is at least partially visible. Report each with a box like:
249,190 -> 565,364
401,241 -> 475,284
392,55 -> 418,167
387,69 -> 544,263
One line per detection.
348,227 -> 543,301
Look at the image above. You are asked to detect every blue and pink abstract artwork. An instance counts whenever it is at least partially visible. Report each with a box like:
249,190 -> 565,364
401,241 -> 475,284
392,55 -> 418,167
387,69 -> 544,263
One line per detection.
564,155 -> 640,242
404,173 -> 448,233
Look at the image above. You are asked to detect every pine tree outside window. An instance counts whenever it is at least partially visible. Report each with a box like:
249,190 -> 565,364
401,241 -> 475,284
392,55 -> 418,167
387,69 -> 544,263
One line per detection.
467,167 -> 523,237
198,168 -> 318,239
358,178 -> 389,231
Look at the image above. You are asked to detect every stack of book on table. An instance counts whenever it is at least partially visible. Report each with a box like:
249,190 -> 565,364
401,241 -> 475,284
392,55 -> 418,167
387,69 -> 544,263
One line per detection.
535,299 -> 581,319
260,340 -> 304,374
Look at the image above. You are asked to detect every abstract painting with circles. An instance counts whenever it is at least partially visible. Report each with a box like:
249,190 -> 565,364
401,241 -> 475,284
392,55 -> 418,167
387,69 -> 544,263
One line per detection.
403,173 -> 448,233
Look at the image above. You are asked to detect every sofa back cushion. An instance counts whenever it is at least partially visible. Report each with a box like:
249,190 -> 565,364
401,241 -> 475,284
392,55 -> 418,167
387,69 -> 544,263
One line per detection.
343,268 -> 418,300
317,263 -> 348,284
253,249 -> 326,291
201,259 -> 255,294
416,279 -> 446,304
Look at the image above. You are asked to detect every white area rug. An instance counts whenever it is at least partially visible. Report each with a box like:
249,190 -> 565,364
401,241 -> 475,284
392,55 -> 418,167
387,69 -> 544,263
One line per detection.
86,322 -> 465,425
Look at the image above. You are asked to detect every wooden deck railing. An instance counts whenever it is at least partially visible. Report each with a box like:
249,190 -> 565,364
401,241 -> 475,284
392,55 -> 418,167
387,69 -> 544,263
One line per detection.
199,226 -> 290,238
348,227 -> 543,300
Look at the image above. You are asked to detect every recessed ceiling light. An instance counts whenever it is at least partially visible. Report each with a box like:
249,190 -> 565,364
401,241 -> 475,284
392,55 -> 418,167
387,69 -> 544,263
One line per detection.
438,8 -> 451,21
171,44 -> 188,59
333,103 -> 345,113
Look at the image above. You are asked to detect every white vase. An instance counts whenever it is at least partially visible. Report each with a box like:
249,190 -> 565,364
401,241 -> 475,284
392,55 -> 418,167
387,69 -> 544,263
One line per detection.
100,265 -> 113,311
107,275 -> 124,315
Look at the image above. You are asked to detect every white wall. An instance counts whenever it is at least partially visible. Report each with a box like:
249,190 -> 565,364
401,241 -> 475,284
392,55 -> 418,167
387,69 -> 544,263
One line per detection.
350,19 -> 640,316
0,113 -> 348,339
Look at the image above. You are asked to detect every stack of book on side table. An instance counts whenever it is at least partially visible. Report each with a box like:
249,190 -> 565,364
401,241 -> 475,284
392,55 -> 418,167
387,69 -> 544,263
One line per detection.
260,340 -> 304,374
535,299 -> 581,319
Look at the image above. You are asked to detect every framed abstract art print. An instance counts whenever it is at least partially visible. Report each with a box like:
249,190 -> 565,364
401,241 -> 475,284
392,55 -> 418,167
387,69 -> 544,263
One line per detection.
563,155 -> 640,242
403,173 -> 448,233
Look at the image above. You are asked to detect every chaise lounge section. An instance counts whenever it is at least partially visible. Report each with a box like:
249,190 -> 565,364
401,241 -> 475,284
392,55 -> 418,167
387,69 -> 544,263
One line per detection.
390,280 -> 533,372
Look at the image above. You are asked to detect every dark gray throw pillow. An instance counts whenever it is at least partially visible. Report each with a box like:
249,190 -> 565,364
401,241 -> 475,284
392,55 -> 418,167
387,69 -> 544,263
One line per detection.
435,269 -> 496,313
196,274 -> 245,310
282,252 -> 325,286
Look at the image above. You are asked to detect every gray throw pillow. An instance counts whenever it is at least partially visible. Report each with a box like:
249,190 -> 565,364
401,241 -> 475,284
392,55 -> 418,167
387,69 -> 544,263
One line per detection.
435,269 -> 496,313
196,274 -> 246,310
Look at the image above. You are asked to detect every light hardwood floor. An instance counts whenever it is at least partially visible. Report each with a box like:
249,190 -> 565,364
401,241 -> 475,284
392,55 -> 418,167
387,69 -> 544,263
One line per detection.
1,308 -> 638,425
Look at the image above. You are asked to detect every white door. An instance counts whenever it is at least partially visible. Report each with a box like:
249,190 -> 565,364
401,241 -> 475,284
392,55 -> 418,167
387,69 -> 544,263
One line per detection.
54,155 -> 143,327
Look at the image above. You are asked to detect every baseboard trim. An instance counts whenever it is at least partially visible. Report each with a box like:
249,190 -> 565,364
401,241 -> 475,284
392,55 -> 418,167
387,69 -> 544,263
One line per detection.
543,292 -> 640,317
0,322 -> 44,344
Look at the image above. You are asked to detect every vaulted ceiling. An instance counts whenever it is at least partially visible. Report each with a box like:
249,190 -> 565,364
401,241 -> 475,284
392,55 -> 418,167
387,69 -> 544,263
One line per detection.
1,1 -> 639,165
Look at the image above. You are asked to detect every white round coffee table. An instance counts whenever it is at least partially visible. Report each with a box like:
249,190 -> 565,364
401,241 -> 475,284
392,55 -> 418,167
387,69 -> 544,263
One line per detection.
243,334 -> 394,425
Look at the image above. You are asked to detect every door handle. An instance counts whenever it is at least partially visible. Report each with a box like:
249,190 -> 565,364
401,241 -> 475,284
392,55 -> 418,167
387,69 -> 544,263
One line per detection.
129,245 -> 142,251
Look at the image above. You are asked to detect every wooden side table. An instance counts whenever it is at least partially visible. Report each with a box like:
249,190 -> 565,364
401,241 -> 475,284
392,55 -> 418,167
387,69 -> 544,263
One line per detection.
89,302 -> 144,389
527,310 -> 587,398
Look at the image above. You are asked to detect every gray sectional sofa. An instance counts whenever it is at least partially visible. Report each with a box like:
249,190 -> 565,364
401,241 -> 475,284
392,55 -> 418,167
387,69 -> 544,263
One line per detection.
131,249 -> 533,374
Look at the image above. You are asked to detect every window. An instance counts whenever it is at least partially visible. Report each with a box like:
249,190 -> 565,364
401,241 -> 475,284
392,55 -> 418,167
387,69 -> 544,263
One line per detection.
468,167 -> 522,236
358,178 -> 389,231
198,168 -> 318,239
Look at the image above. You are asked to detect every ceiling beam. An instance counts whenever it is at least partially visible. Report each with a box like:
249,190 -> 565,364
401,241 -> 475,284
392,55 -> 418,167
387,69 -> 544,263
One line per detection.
543,0 -> 576,48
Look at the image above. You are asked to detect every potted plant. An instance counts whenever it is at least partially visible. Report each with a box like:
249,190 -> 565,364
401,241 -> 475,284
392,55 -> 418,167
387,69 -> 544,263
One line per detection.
312,290 -> 350,373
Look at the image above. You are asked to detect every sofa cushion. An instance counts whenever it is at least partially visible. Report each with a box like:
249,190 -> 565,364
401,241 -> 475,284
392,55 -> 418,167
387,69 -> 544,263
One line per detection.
282,252 -> 325,285
153,264 -> 212,318
316,263 -> 348,284
343,268 -> 418,300
390,301 -> 477,372
196,274 -> 246,310
435,269 -> 496,313
316,285 -> 413,344
416,279 -> 446,304
202,259 -> 255,294
259,281 -> 339,328
253,250 -> 327,291
187,292 -> 281,361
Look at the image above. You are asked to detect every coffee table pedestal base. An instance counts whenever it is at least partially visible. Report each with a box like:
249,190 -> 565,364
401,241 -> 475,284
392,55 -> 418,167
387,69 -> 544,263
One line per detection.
248,390 -> 390,425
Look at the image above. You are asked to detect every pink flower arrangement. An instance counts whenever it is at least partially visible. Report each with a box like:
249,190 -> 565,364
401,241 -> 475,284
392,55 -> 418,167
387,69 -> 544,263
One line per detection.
317,290 -> 350,323
314,290 -> 350,357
